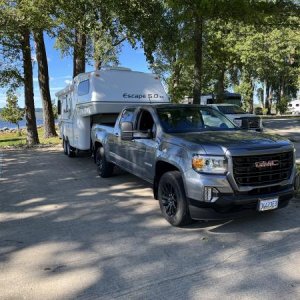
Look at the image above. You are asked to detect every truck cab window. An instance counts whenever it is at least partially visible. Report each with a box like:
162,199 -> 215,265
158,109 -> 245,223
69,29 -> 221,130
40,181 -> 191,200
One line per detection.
137,110 -> 154,132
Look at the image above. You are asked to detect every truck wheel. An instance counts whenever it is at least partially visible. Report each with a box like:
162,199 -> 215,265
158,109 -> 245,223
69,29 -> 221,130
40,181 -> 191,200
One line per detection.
158,171 -> 193,227
66,140 -> 75,158
95,147 -> 114,178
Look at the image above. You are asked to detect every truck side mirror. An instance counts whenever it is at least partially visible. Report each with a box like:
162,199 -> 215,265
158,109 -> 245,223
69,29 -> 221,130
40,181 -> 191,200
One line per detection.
57,100 -> 61,115
241,119 -> 249,130
120,122 -> 134,140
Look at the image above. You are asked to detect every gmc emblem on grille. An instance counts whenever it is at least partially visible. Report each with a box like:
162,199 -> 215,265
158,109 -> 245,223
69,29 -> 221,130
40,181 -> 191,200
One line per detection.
255,160 -> 280,168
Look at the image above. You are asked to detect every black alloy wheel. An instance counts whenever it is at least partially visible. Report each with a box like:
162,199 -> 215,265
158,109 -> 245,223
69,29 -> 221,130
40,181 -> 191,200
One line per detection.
161,182 -> 178,217
158,171 -> 193,227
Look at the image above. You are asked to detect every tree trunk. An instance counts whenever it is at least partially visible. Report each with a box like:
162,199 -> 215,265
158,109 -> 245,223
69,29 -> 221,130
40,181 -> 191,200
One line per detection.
20,28 -> 39,145
172,65 -> 181,88
265,83 -> 272,115
170,54 -> 183,102
94,59 -> 102,70
192,14 -> 203,105
94,32 -> 101,70
249,85 -> 254,114
73,29 -> 86,78
277,76 -> 285,115
216,69 -> 225,103
17,123 -> 21,136
34,30 -> 57,138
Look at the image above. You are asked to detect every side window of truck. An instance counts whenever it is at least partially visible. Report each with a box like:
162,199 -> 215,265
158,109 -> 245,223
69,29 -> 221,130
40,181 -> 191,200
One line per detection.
137,110 -> 154,133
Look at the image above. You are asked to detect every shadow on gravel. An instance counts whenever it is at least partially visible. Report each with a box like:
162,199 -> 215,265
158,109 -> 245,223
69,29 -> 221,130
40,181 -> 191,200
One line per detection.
0,147 -> 299,299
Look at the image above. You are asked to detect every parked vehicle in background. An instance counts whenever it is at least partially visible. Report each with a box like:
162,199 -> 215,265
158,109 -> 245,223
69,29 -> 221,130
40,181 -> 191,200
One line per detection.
56,67 -> 169,156
207,104 -> 263,132
91,104 -> 299,226
287,100 -> 300,115
201,91 -> 242,106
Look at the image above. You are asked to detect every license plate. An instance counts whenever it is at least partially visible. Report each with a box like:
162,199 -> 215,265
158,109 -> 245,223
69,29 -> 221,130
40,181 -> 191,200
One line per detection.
258,198 -> 279,211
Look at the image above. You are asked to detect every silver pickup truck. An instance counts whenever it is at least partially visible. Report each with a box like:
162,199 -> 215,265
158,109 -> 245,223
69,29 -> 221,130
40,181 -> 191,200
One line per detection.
91,104 -> 299,226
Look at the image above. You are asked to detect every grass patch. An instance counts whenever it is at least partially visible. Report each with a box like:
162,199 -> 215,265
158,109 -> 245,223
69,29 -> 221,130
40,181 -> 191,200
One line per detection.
0,127 -> 60,148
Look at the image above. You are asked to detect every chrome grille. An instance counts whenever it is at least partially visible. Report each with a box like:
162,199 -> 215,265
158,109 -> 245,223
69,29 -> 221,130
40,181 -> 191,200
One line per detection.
232,151 -> 293,186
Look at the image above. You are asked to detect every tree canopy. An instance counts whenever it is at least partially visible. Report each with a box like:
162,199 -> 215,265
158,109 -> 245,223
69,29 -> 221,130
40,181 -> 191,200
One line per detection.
0,0 -> 299,136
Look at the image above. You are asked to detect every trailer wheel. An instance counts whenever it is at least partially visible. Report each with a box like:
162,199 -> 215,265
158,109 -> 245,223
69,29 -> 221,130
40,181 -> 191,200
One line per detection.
63,138 -> 68,155
95,147 -> 114,178
66,140 -> 75,158
158,171 -> 193,227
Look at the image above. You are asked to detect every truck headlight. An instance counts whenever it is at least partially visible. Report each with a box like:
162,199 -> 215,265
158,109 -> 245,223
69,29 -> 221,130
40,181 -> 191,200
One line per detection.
192,155 -> 227,174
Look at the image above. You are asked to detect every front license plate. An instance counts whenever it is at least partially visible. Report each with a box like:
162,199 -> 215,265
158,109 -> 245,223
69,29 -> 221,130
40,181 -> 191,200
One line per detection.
258,198 -> 279,211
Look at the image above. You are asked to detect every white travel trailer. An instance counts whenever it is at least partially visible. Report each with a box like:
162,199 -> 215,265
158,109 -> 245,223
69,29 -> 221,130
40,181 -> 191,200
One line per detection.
287,99 -> 300,115
56,67 -> 169,156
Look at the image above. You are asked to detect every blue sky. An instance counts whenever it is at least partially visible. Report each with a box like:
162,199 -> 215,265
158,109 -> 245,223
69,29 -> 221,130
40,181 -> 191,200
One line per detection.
0,33 -> 150,108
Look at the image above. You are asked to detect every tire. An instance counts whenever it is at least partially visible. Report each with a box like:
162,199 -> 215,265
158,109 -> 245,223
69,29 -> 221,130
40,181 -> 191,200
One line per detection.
158,171 -> 193,227
95,147 -> 114,178
66,140 -> 75,158
63,138 -> 68,155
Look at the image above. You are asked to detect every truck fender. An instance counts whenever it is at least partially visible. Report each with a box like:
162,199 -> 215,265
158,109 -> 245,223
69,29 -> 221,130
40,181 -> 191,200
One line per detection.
153,160 -> 182,200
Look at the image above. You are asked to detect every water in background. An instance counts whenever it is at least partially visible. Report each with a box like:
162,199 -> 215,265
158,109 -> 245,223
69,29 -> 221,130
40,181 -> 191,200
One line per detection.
0,119 -> 44,129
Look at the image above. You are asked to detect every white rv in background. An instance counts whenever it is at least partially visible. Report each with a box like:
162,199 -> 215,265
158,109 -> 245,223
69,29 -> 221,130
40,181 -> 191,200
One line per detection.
287,99 -> 300,115
56,67 -> 169,156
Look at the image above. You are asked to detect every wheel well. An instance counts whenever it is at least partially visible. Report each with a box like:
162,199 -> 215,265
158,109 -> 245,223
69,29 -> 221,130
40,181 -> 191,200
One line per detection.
94,141 -> 102,150
153,161 -> 179,199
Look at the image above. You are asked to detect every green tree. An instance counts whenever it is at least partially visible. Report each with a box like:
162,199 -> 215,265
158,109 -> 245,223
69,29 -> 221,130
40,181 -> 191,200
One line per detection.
1,0 -> 58,140
231,15 -> 300,114
151,0 -> 300,104
51,100 -> 58,119
34,30 -> 57,138
27,0 -> 57,137
0,91 -> 24,135
0,0 -> 39,145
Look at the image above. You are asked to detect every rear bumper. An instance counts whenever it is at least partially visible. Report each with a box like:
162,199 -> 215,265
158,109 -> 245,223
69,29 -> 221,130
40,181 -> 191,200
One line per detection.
188,186 -> 295,220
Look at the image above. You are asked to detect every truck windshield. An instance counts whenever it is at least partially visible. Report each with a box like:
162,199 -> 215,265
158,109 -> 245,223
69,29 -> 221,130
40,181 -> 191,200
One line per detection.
157,106 -> 237,133
216,105 -> 246,114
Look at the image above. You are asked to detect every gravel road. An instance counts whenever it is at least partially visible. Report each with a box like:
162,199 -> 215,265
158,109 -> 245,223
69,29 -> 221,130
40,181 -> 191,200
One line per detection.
0,145 -> 299,299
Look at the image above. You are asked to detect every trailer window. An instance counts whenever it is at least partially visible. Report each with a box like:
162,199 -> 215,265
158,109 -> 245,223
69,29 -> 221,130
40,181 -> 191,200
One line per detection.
57,100 -> 61,115
78,80 -> 89,96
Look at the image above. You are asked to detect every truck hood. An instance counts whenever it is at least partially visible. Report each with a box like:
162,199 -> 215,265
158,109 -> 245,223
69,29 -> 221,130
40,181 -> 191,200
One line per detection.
170,131 -> 293,156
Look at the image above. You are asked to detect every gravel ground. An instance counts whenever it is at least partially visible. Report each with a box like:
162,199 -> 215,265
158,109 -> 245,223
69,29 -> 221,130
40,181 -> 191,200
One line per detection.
0,145 -> 299,299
